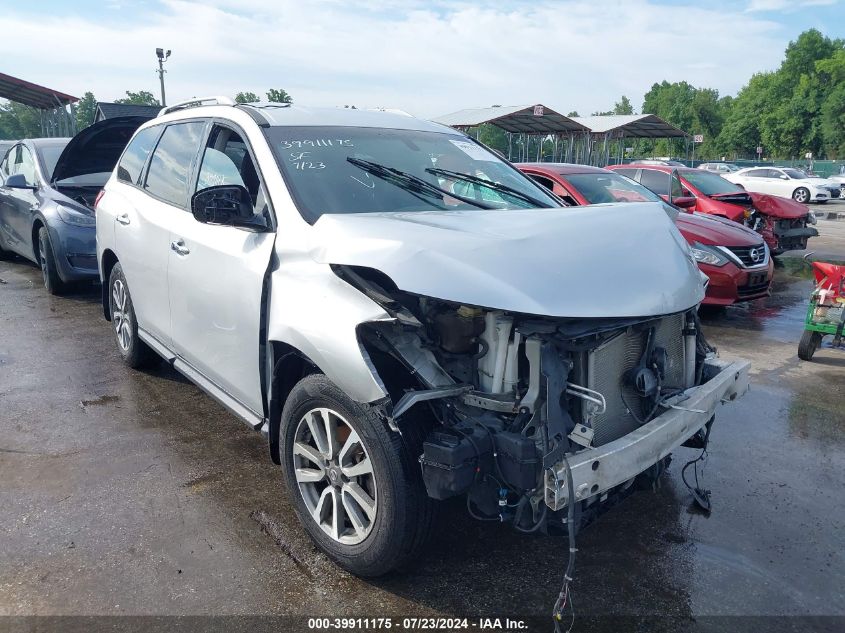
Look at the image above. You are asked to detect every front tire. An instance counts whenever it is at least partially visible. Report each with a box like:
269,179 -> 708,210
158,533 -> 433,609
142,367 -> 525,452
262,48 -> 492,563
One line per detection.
792,187 -> 810,204
798,330 -> 822,361
108,263 -> 159,369
280,374 -> 434,577
38,226 -> 68,295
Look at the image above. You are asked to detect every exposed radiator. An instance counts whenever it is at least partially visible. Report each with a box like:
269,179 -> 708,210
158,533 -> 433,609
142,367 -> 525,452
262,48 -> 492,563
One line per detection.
584,313 -> 686,446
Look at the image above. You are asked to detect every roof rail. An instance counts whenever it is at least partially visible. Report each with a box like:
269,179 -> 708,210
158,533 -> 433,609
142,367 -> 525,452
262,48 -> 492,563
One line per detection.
158,96 -> 236,117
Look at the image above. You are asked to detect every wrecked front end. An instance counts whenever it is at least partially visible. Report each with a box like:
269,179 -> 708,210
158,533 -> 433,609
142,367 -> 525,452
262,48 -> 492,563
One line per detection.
342,266 -> 749,533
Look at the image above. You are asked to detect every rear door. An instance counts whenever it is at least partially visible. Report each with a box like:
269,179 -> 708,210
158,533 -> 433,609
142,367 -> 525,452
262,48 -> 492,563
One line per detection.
166,122 -> 276,417
114,121 -> 206,347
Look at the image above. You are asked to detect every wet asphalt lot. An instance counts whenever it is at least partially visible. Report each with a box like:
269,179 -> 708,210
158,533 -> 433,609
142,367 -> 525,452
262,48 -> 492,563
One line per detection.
1,217 -> 844,633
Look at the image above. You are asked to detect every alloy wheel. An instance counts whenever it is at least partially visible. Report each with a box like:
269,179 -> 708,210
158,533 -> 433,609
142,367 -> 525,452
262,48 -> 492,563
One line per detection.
292,407 -> 378,545
794,189 -> 809,203
111,278 -> 132,351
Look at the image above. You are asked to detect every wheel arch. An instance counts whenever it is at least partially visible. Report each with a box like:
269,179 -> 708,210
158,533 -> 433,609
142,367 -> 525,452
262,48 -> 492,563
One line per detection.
31,218 -> 45,263
100,249 -> 119,321
268,341 -> 321,465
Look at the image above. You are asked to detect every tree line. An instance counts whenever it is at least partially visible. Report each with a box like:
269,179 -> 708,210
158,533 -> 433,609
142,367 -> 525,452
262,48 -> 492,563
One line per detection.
478,29 -> 845,162
0,88 -> 293,140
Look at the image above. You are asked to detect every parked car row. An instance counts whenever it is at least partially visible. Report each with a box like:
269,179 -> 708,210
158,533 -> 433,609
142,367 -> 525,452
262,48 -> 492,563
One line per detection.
613,163 -> 818,255
0,100 -> 750,578
517,163 -> 774,306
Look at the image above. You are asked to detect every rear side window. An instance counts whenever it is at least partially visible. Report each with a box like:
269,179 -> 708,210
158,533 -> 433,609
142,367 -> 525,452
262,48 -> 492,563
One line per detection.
639,169 -> 669,196
613,168 -> 638,179
144,121 -> 205,207
116,126 -> 161,185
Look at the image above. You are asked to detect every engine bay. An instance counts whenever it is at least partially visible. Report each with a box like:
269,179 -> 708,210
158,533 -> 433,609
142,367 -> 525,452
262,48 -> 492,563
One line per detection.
340,265 -> 716,532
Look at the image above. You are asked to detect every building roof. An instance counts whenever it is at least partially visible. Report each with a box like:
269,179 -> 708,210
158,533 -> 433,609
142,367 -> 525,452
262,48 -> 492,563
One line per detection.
0,72 -> 79,109
94,102 -> 162,122
572,114 -> 687,138
432,104 -> 588,134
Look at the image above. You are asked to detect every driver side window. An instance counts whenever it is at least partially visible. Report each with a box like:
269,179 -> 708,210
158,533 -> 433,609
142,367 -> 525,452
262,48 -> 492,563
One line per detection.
196,126 -> 269,218
16,146 -> 37,185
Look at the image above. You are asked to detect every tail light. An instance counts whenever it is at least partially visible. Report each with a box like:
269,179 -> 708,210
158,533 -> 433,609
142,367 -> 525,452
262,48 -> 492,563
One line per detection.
94,189 -> 105,209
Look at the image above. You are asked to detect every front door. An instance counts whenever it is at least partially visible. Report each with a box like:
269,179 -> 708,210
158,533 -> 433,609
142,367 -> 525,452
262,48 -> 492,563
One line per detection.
167,124 -> 276,416
0,145 -> 39,259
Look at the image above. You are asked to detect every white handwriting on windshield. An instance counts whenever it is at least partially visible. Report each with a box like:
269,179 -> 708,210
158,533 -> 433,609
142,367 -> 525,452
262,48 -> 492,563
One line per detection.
288,151 -> 325,170
280,139 -> 353,149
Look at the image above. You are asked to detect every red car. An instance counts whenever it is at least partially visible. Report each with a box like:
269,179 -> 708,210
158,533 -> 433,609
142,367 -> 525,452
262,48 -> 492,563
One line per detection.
518,163 -> 774,306
607,163 -> 818,255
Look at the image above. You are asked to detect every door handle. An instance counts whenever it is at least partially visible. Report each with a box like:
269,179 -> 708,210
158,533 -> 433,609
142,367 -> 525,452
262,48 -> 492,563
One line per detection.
170,239 -> 190,256
116,213 -> 130,225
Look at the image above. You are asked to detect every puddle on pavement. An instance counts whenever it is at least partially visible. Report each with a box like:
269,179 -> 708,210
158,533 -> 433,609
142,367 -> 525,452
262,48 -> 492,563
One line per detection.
78,394 -> 120,409
700,259 -> 816,344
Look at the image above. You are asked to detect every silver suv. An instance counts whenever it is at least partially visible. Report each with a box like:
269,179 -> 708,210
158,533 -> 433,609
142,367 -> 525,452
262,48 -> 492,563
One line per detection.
97,97 -> 749,576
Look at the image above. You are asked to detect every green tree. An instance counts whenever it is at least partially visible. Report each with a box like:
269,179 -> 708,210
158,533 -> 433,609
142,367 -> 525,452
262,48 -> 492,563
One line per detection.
566,110 -> 580,117
115,90 -> 160,106
818,49 -> 845,157
75,91 -> 97,130
0,101 -> 43,139
613,95 -> 634,115
235,91 -> 259,103
266,88 -> 293,104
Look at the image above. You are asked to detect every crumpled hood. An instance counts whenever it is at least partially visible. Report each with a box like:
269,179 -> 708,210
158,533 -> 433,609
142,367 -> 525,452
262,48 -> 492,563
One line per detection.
309,203 -> 704,318
749,192 -> 809,219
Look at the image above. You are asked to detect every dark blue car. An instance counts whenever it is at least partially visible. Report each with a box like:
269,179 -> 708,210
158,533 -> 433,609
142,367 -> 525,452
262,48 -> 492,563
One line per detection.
0,116 -> 146,294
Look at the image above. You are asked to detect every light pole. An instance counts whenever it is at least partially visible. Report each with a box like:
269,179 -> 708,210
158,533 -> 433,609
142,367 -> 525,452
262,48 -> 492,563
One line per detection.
155,48 -> 171,106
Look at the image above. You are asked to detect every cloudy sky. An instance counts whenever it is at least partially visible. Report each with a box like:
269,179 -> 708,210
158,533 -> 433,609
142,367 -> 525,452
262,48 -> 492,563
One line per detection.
2,0 -> 843,118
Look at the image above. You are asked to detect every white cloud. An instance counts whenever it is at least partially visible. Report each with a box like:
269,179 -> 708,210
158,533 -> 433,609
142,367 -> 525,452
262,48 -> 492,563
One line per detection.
746,0 -> 837,12
0,0 -> 793,118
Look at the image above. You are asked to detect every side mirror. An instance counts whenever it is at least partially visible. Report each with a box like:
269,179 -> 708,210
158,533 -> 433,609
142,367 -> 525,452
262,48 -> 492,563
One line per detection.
191,185 -> 267,230
780,175 -> 789,180
4,173 -> 36,189
672,196 -> 696,209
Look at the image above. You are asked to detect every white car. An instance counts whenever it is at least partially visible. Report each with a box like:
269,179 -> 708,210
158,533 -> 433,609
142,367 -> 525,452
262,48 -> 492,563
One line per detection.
724,167 -> 837,204
698,162 -> 740,174
94,96 -> 749,576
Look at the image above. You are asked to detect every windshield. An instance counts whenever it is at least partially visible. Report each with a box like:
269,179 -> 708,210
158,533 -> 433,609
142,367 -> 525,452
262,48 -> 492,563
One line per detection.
264,126 -> 560,222
38,144 -> 67,179
783,168 -> 808,179
564,171 -> 677,220
565,172 -> 661,204
681,169 -> 743,196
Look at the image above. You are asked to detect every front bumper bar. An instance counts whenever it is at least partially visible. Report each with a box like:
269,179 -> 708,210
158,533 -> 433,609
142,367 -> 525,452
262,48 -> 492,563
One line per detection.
544,357 -> 750,510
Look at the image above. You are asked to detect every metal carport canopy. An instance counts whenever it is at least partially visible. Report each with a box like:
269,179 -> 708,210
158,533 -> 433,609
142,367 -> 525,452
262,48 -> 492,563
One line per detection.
0,72 -> 78,109
433,104 -> 589,134
572,114 -> 687,138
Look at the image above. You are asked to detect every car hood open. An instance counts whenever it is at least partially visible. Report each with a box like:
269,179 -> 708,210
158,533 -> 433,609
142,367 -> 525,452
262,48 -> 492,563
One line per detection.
51,116 -> 149,183
309,203 -> 704,318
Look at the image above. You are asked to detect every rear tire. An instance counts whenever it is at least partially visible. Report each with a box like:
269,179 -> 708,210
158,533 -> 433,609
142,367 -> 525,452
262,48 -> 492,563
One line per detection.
792,187 -> 810,204
280,373 -> 435,577
798,330 -> 822,361
38,227 -> 69,295
108,263 -> 159,369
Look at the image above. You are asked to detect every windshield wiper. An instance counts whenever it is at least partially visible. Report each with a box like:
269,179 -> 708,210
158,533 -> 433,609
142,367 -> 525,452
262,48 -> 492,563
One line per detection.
425,167 -> 552,208
346,157 -> 494,210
